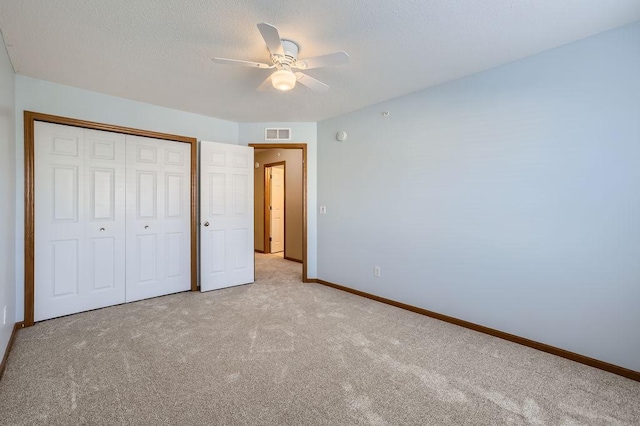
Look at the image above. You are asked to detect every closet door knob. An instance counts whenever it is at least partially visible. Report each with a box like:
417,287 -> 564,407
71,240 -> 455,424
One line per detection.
99,228 -> 105,232
204,222 -> 209,227
144,226 -> 149,230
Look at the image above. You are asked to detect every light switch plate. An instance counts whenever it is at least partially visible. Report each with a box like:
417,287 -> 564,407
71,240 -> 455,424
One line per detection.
320,206 -> 327,214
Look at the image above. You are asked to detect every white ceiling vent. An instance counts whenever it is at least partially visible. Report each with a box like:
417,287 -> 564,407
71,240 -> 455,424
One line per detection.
265,128 -> 291,140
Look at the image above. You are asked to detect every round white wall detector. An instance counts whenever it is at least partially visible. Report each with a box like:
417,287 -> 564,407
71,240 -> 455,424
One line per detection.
336,131 -> 348,141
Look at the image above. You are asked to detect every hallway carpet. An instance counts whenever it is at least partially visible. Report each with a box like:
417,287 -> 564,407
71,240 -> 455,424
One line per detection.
1,254 -> 638,425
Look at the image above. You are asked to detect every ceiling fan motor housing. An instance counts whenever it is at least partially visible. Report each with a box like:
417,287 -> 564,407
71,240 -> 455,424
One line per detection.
277,39 -> 299,65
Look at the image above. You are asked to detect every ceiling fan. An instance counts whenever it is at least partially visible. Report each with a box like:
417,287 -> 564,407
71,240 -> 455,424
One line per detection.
213,23 -> 349,92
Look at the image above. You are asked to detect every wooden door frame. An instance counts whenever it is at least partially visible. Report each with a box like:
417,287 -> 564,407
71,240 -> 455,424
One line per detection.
264,161 -> 286,255
249,143 -> 309,282
23,111 -> 199,327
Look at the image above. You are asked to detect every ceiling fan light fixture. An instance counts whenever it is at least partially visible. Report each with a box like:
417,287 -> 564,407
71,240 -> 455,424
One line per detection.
271,69 -> 296,91
213,23 -> 349,92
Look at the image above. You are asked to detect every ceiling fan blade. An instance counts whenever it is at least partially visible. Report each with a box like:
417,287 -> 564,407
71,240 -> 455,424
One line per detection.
294,51 -> 350,70
212,57 -> 272,69
295,72 -> 329,92
257,75 -> 273,91
257,23 -> 284,56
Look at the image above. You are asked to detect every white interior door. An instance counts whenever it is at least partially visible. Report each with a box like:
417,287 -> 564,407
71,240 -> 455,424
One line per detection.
35,123 -> 126,321
125,135 -> 191,302
200,141 -> 254,292
270,165 -> 285,253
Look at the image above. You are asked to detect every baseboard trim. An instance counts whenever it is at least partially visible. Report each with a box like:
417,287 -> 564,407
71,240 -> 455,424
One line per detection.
315,279 -> 640,382
0,322 -> 24,381
254,249 -> 265,254
284,256 -> 303,264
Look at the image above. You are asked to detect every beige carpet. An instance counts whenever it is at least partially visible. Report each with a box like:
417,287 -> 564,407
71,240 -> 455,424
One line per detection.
1,253 -> 638,425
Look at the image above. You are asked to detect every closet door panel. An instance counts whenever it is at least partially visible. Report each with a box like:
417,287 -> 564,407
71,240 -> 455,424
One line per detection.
83,129 -> 126,302
35,123 -> 85,321
161,141 -> 191,292
125,136 -> 190,302
34,124 -> 126,321
90,237 -> 116,289
126,136 -> 163,302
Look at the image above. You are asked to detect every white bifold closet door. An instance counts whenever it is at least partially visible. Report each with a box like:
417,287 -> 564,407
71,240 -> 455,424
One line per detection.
200,141 -> 254,291
125,135 -> 191,302
34,122 -> 191,321
35,122 -> 127,321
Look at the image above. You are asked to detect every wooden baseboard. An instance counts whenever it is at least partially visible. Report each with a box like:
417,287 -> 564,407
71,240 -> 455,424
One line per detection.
315,279 -> 639,382
284,256 -> 303,264
254,249 -> 265,254
0,322 -> 24,381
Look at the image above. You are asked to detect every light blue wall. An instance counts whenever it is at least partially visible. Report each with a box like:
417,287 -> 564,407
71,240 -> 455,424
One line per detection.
238,122 -> 318,278
317,23 -> 640,371
14,76 -> 239,321
0,33 -> 16,357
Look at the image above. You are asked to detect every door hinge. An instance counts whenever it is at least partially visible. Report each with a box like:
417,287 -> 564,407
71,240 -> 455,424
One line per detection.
269,237 -> 272,241
270,206 -> 272,210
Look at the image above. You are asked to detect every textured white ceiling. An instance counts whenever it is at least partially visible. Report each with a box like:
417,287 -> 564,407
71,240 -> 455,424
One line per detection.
1,1 -> 639,122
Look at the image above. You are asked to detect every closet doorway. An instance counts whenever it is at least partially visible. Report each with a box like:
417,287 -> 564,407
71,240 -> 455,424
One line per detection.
23,111 -> 198,326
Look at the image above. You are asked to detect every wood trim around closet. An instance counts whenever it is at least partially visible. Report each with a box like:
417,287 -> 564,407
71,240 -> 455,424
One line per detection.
23,111 -> 199,327
249,143 -> 308,281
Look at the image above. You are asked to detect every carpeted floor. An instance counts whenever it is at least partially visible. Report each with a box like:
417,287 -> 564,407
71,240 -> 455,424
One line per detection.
1,253 -> 638,425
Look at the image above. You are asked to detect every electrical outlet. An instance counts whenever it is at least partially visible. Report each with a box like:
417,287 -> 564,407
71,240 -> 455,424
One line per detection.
374,266 -> 381,277
320,206 -> 327,214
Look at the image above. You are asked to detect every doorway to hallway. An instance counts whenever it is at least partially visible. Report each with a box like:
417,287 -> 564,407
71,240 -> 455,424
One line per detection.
250,143 -> 309,281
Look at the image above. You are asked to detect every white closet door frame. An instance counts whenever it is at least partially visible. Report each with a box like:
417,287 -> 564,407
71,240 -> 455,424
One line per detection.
24,112 -> 197,326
